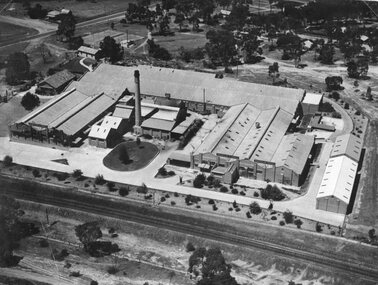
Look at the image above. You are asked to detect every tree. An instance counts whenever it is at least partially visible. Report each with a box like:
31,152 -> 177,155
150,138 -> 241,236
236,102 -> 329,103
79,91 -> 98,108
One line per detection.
28,4 -> 47,19
268,62 -> 280,84
226,3 -> 250,30
261,185 -> 285,201
325,76 -> 343,91
5,52 -> 30,85
0,195 -> 28,267
119,144 -> 130,164
205,29 -> 237,70
283,210 -> 294,224
294,219 -> 303,228
158,15 -> 171,36
195,0 -> 215,24
175,13 -> 185,31
75,222 -> 102,250
249,202 -> 262,215
176,0 -> 194,17
318,43 -> 334,64
3,155 -> 13,167
57,13 -> 76,41
366,86 -> 373,101
21,92 -> 40,111
193,174 -> 206,188
189,247 -> 239,285
186,242 -> 195,252
72,169 -> 83,179
68,36 -> 84,50
368,228 -> 376,241
276,33 -> 302,60
347,58 -> 369,79
147,39 -> 172,61
99,36 -> 123,63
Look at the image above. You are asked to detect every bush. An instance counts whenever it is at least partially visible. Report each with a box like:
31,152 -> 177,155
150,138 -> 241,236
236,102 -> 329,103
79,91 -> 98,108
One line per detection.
208,199 -> 215,205
331,111 -> 342,119
119,187 -> 129,196
69,271 -> 81,277
228,207 -> 233,211
95,174 -> 106,185
90,281 -> 99,285
174,192 -> 179,197
72,169 -> 83,179
231,188 -> 238,195
137,183 -> 148,194
283,210 -> 294,224
235,207 -> 241,212
160,197 -> 166,202
171,201 -> 176,206
186,242 -> 195,252
107,266 -> 119,274
107,181 -> 116,192
261,185 -> 285,201
220,186 -> 228,193
279,221 -> 285,226
344,103 -> 350,109
54,172 -> 69,181
271,216 -> 277,220
32,169 -> 41,178
3,155 -> 13,167
246,212 -> 251,218
21,92 -> 40,110
158,167 -> 167,176
212,204 -> 218,211
193,173 -> 206,188
249,202 -> 262,215
316,222 -> 322,232
240,191 -> 246,196
168,170 -> 175,176
253,191 -> 259,197
294,219 -> 303,228
213,179 -> 221,188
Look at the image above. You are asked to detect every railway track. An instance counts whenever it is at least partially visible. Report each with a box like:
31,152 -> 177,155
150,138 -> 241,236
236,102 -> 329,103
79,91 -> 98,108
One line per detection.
3,186 -> 378,282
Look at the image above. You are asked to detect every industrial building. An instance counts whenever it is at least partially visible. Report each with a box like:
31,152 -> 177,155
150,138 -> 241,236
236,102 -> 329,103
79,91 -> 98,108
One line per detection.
37,70 -> 76,95
77,46 -> 100,60
10,88 -> 124,147
316,133 -> 363,214
301,93 -> 323,115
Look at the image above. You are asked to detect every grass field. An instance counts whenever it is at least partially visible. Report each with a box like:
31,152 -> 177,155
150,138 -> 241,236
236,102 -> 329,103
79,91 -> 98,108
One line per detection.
103,141 -> 159,171
0,21 -> 38,45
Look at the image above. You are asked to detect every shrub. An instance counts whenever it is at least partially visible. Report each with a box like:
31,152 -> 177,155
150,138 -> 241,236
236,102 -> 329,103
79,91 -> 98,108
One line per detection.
228,207 -> 233,211
249,202 -> 262,215
261,185 -> 285,201
168,170 -> 175,176
53,172 -> 69,181
331,111 -> 342,119
283,210 -> 294,224
235,207 -> 241,212
186,242 -> 195,252
174,192 -> 179,197
90,281 -> 99,285
330,231 -> 336,235
137,183 -> 148,194
107,266 -> 119,274
232,200 -> 238,208
107,182 -> 116,191
160,197 -> 166,202
72,169 -> 83,179
3,155 -> 13,167
95,174 -> 105,185
344,103 -> 349,109
32,169 -> 41,178
119,187 -> 129,196
213,179 -> 221,188
240,191 -> 246,196
220,186 -> 228,193
212,204 -> 218,211
253,192 -> 259,197
316,222 -> 322,232
165,194 -> 170,198
108,228 -> 115,234
271,216 -> 277,220
246,212 -> 251,218
294,219 -> 303,228
231,188 -> 238,194
171,201 -> 176,206
69,271 -> 81,277
111,233 -> 118,238
279,221 -> 285,226
208,199 -> 215,205
193,173 -> 206,188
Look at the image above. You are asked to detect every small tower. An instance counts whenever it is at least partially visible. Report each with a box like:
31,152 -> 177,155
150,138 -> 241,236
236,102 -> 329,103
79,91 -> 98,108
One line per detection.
133,70 -> 142,135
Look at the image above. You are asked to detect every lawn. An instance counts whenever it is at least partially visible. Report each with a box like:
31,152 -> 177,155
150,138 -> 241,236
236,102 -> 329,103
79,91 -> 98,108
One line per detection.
103,141 -> 159,171
0,21 -> 38,46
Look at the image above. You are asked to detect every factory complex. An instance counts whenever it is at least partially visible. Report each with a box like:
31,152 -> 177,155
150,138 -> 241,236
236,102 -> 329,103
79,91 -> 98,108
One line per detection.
8,63 -> 363,215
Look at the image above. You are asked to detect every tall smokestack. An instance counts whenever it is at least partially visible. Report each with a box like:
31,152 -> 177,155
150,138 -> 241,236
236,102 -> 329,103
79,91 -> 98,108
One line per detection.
133,70 -> 142,135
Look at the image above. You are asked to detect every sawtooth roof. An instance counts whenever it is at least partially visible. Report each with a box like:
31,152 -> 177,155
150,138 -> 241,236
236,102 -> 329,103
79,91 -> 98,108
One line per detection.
74,64 -> 304,114
317,155 -> 358,204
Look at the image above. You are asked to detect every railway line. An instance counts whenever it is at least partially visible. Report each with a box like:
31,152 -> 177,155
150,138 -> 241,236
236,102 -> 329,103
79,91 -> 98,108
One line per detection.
2,184 -> 378,283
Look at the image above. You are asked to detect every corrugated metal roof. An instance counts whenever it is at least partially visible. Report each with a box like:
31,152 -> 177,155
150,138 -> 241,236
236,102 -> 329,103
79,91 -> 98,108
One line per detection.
330,133 -> 362,162
272,133 -> 314,174
73,64 -> 304,114
141,118 -> 176,131
40,70 -> 75,90
316,155 -> 358,204
88,125 -> 111,140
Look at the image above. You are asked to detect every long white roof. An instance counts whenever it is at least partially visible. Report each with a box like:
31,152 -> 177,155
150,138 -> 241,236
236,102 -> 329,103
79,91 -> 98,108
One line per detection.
316,155 -> 358,204
302,93 -> 323,105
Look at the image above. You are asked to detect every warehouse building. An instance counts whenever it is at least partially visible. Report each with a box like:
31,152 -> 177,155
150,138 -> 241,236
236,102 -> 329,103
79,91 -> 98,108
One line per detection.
301,93 -> 323,115
316,155 -> 358,214
37,70 -> 76,95
10,88 -> 124,147
330,133 -> 362,162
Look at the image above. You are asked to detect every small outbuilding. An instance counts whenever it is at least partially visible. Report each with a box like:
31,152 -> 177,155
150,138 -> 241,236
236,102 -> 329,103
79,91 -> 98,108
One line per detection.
88,125 -> 114,148
77,46 -> 100,60
37,70 -> 76,95
301,93 -> 323,115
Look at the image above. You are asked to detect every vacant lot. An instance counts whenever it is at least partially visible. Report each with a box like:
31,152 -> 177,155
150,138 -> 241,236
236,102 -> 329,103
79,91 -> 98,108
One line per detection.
0,21 -> 38,45
103,141 -> 159,171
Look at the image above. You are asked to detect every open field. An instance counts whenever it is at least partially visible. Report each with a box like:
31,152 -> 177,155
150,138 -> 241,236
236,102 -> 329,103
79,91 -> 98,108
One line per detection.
0,21 -> 38,45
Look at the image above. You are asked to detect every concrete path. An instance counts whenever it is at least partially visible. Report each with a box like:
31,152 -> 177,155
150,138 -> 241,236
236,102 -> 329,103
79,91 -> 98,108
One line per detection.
0,136 -> 345,226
